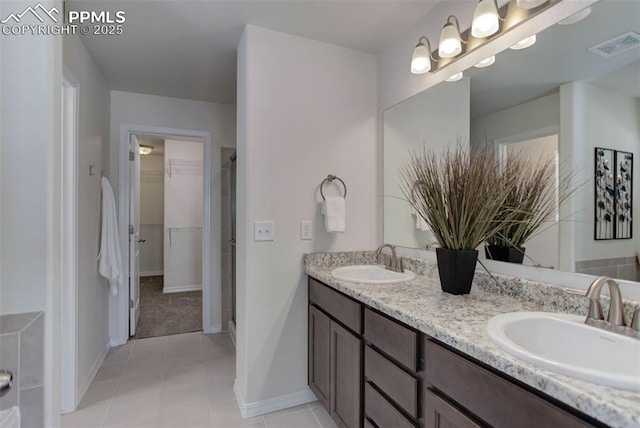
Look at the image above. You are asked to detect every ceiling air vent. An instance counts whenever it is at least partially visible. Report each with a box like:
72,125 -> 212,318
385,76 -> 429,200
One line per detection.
588,31 -> 640,58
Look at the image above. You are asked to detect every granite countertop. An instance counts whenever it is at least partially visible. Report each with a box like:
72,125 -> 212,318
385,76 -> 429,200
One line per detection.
304,251 -> 640,428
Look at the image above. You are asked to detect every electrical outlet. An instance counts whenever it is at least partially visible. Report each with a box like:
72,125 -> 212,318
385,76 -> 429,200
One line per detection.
301,221 -> 312,240
254,221 -> 274,241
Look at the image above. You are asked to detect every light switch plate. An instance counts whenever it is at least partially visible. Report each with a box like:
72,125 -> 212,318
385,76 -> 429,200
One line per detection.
254,221 -> 274,241
301,221 -> 312,240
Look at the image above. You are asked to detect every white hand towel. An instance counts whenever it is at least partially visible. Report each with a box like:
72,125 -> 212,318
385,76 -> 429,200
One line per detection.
322,196 -> 346,233
411,207 -> 430,232
98,177 -> 123,296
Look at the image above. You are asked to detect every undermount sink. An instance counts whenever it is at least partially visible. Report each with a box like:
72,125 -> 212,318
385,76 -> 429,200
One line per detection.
486,312 -> 640,391
331,265 -> 415,284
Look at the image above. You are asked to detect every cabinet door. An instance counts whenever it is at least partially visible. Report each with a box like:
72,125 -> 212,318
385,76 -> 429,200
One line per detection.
424,389 -> 482,428
331,321 -> 362,428
309,305 -> 331,410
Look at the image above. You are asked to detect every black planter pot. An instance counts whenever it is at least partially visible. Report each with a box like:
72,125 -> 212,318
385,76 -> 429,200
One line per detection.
435,248 -> 478,295
485,245 -> 525,264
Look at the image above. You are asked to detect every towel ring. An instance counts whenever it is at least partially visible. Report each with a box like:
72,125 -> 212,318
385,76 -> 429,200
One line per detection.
320,174 -> 347,200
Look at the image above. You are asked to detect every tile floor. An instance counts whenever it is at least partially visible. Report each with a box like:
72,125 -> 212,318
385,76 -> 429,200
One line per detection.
62,331 -> 337,428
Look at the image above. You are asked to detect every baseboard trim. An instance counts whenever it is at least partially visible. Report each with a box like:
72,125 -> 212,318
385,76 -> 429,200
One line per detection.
163,284 -> 202,293
204,323 -> 222,334
228,320 -> 236,346
78,340 -> 110,405
110,337 -> 126,347
140,271 -> 163,277
234,382 -> 317,418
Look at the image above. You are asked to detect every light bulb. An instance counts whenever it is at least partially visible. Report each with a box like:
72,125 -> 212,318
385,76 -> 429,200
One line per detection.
438,17 -> 463,58
472,0 -> 500,38
510,35 -> 536,50
474,55 -> 495,68
446,72 -> 464,82
411,41 -> 431,74
558,7 -> 591,25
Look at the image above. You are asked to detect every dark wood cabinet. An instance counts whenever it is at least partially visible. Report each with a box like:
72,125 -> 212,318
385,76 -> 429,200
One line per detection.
331,321 -> 362,428
308,278 -> 362,428
423,389 -> 482,428
363,307 -> 421,427
308,305 -> 331,410
423,339 -> 600,428
309,277 -> 603,428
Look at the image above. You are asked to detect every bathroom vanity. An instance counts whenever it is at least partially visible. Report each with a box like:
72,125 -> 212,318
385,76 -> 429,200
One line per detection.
305,252 -> 640,428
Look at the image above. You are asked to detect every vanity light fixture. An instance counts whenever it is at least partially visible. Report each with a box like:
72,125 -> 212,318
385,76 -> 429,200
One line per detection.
411,37 -> 435,74
510,34 -> 537,50
471,0 -> 503,38
139,144 -> 154,155
445,72 -> 464,82
409,0 -> 554,77
516,0 -> 548,10
474,55 -> 496,68
439,16 -> 464,58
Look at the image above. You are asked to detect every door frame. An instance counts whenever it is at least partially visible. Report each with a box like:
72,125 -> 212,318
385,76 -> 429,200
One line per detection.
61,72 -> 79,413
115,124 -> 216,345
493,126 -> 563,268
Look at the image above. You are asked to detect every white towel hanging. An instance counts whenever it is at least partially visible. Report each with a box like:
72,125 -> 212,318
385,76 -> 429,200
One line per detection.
98,177 -> 123,296
322,196 -> 346,233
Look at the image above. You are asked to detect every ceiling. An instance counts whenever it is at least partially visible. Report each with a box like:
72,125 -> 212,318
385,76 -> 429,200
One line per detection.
136,134 -> 165,155
467,0 -> 640,118
71,0 -> 440,105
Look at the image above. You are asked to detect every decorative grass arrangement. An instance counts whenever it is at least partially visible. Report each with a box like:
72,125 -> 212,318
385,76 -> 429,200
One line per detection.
486,152 -> 574,262
399,144 -> 512,251
399,143 -> 514,294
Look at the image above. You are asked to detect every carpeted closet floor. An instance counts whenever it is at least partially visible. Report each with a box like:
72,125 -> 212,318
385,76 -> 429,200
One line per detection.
133,276 -> 202,339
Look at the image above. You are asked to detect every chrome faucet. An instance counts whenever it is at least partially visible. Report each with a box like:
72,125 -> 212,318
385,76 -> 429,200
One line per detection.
584,276 -> 639,338
585,276 -> 624,325
376,243 -> 404,273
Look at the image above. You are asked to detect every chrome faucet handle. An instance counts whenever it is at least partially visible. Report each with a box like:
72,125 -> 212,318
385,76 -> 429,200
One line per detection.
585,276 -> 625,326
376,243 -> 397,271
631,308 -> 640,332
396,257 -> 405,273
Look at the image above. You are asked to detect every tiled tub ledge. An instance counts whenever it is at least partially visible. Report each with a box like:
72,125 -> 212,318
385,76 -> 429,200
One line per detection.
303,251 -> 640,428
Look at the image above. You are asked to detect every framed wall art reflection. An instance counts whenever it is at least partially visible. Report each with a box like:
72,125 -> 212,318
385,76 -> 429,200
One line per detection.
594,147 -> 633,240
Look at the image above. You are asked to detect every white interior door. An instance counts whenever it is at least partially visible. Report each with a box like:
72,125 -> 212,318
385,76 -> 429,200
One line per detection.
129,134 -> 141,336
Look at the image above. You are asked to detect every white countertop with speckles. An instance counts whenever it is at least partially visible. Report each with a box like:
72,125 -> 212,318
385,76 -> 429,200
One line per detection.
304,252 -> 640,428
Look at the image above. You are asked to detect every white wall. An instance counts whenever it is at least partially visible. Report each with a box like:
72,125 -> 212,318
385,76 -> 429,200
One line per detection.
63,34 -> 112,404
562,82 -> 640,263
383,78 -> 470,248
236,25 -> 378,412
0,0 -> 63,424
470,92 -> 560,149
163,139 -> 203,292
140,153 -> 164,275
109,91 -> 236,336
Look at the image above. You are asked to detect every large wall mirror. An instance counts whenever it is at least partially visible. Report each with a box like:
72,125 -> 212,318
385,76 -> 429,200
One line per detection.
383,0 -> 640,283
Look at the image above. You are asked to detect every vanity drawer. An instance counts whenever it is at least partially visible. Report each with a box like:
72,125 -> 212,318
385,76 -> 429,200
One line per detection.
309,278 -> 362,334
365,383 -> 417,428
365,345 -> 418,418
424,339 -> 597,428
423,389 -> 482,428
364,418 -> 376,428
364,308 -> 418,371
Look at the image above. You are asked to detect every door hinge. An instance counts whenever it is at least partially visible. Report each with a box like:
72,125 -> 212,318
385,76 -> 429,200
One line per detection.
129,151 -> 135,161
129,299 -> 134,309
129,225 -> 134,235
